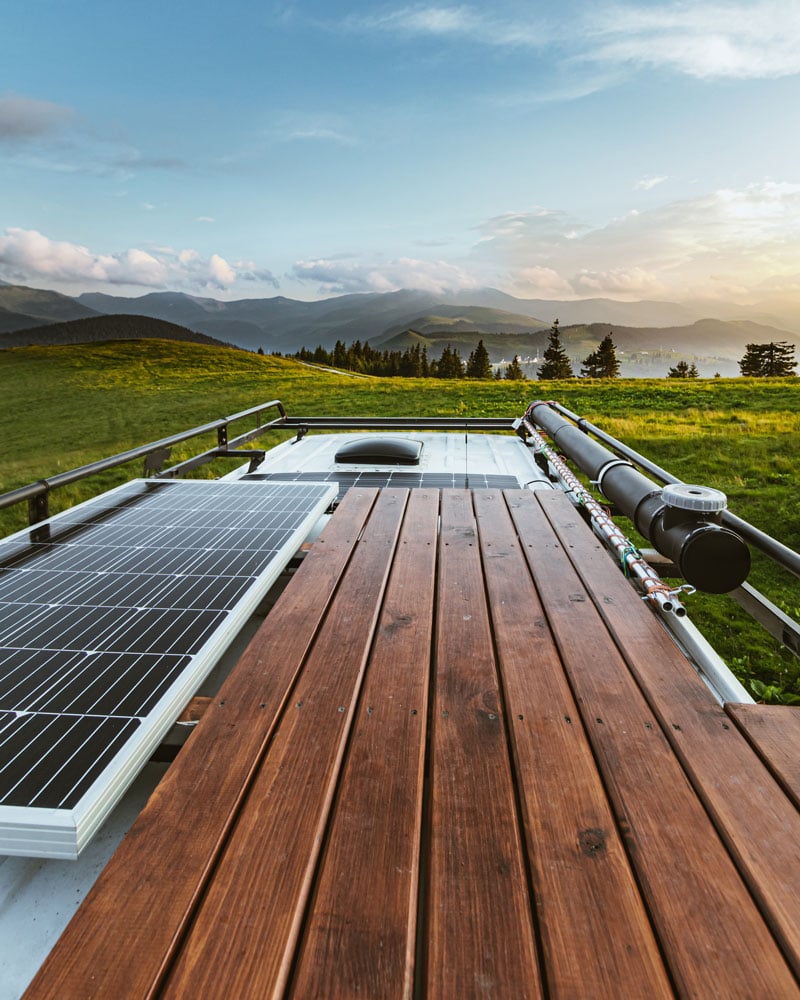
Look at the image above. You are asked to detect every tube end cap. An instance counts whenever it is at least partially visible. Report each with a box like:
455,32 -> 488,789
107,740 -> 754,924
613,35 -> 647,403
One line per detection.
662,483 -> 727,514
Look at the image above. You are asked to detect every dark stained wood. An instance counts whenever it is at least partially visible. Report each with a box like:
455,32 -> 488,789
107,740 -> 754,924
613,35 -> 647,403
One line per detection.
425,489 -> 543,998
159,489 -> 408,999
24,487 -> 380,1000
25,485 -> 800,1000
473,490 -> 672,999
176,695 -> 212,723
290,489 -> 439,999
726,704 -> 800,808
507,489 -> 799,998
534,488 -> 800,978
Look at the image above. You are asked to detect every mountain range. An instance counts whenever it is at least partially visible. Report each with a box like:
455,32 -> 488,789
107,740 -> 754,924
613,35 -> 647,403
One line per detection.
0,281 -> 797,377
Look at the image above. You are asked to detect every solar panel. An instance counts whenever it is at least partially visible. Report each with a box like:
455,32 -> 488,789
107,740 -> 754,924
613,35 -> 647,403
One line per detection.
0,479 -> 336,858
242,471 -> 521,499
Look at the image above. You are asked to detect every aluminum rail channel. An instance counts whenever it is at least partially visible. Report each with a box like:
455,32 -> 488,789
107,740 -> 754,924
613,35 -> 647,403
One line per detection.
731,582 -> 800,660
548,401 -> 800,581
282,417 -> 515,431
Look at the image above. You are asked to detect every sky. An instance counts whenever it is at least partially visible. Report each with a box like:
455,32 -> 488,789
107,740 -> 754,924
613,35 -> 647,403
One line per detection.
1,0 -> 799,306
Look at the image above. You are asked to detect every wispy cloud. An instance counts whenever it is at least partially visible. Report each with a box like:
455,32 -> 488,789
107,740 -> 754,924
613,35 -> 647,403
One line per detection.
274,110 -> 358,146
347,1 -> 800,82
346,4 -> 552,48
0,94 -> 75,141
0,228 -> 278,292
287,127 -> 357,146
634,175 -> 668,191
291,254 -> 478,295
586,1 -> 800,80
112,153 -> 188,171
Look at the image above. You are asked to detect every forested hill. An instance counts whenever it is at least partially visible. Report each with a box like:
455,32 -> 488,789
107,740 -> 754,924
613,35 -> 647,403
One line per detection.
0,314 -> 237,350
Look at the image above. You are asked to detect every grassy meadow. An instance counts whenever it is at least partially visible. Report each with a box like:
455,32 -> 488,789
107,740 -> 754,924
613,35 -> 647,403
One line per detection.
1,339 -> 798,700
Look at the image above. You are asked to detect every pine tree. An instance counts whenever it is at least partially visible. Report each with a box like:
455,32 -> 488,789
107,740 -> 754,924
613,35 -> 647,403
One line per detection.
504,355 -> 526,380
537,321 -> 574,380
739,342 -> 797,377
465,339 -> 493,379
667,359 -> 699,379
436,344 -> 465,379
580,350 -> 598,378
595,333 -> 620,378
581,333 -> 619,378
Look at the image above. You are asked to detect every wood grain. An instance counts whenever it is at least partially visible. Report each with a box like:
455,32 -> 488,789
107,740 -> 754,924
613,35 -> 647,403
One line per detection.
726,703 -> 800,808
24,487 -> 378,1000
474,490 -> 672,999
289,489 -> 439,999
535,488 -> 800,980
508,489 -> 798,998
425,489 -> 542,999
159,489 -> 408,999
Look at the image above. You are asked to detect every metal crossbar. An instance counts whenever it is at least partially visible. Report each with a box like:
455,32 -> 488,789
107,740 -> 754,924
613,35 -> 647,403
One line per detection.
0,399 -> 287,526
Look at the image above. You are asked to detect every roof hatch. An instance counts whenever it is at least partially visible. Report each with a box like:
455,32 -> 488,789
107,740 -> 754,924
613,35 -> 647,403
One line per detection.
334,437 -> 423,466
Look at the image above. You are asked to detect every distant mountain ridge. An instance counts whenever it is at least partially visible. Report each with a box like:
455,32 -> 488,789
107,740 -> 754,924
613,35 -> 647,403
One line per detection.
0,314 -> 234,350
0,281 -> 796,377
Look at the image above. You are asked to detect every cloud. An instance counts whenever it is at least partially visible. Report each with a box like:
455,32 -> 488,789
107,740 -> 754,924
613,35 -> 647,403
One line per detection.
634,175 -> 668,191
112,153 -> 188,170
472,182 -> 800,300
0,228 -> 278,293
510,266 -> 574,297
274,111 -> 358,146
571,266 -> 666,296
291,255 -> 479,295
0,94 -> 75,141
348,2 -> 800,81
347,4 -> 551,47
287,127 -> 356,145
585,1 -> 800,80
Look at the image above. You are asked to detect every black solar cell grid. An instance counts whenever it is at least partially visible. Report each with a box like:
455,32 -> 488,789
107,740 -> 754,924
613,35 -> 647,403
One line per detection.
0,712 -> 139,810
0,479 -> 334,821
242,471 -> 522,499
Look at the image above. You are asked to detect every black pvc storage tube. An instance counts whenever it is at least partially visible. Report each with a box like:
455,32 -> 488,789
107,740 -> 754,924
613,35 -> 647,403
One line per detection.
526,402 -> 750,594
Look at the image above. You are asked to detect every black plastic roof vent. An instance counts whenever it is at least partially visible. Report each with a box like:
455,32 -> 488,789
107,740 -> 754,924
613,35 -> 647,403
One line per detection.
334,437 -> 423,466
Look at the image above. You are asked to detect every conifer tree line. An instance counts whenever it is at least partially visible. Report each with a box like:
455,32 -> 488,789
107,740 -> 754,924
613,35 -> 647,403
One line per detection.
537,321 -> 621,380
738,341 -> 796,377
293,337 -> 527,379
293,327 -> 796,380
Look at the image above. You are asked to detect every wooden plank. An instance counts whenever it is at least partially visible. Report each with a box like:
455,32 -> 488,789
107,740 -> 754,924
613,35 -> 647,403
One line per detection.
176,695 -> 212,723
507,489 -> 799,998
24,487 -> 379,1000
425,489 -> 543,998
290,488 -> 439,999
726,704 -> 800,809
473,490 -> 672,999
534,488 -> 800,978
159,489 -> 408,1000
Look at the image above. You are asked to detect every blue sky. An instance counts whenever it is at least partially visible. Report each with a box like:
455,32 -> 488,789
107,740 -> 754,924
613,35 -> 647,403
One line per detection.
1,0 -> 799,306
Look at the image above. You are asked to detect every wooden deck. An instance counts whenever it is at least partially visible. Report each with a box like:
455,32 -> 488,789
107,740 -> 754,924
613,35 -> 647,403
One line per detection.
25,488 -> 800,999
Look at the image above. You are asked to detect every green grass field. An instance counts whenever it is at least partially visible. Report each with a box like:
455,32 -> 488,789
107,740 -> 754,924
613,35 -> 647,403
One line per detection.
2,339 -> 798,700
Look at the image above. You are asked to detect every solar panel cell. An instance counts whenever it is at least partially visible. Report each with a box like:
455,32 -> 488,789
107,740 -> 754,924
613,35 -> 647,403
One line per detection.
0,713 -> 140,809
241,471 -> 522,499
0,478 -> 336,857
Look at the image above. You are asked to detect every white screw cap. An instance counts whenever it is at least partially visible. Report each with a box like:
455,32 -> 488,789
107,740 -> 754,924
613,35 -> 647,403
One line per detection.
662,483 -> 727,513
